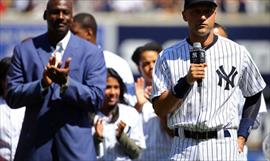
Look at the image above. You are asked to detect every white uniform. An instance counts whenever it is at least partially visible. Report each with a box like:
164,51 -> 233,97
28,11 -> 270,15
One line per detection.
152,35 -> 266,161
103,50 -> 136,106
138,101 -> 172,161
0,97 -> 25,161
94,103 -> 145,161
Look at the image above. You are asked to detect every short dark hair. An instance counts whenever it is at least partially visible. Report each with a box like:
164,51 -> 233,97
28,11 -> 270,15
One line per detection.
214,22 -> 228,37
73,13 -> 97,36
107,68 -> 127,105
131,41 -> 162,66
46,0 -> 73,11
0,57 -> 11,96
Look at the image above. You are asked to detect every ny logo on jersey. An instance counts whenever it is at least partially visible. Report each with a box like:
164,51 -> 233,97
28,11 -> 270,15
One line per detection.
216,65 -> 238,90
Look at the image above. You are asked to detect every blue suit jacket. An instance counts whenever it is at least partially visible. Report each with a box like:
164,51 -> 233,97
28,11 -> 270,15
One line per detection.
7,32 -> 106,161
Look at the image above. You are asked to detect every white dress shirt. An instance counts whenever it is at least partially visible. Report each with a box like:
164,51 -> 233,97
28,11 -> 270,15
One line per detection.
52,30 -> 71,65
0,97 -> 25,161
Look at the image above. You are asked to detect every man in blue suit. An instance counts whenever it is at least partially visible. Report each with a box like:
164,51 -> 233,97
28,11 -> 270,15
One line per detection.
6,0 -> 106,160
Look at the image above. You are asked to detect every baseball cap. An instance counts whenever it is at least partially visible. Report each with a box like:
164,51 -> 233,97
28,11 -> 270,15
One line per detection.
184,0 -> 217,10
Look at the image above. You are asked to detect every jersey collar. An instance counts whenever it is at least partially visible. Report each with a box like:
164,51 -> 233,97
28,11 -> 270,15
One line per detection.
186,34 -> 218,51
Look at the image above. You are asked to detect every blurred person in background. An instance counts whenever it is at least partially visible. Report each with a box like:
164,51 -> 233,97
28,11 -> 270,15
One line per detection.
92,68 -> 145,161
0,1 -> 5,14
89,0 -> 112,12
13,0 -> 34,12
0,57 -> 25,161
212,22 -> 228,38
109,0 -> 145,12
132,42 -> 173,161
88,0 -> 146,12
6,0 -> 106,160
0,0 -> 12,14
152,0 -> 182,13
71,12 -> 137,106
217,0 -> 265,13
216,0 -> 244,13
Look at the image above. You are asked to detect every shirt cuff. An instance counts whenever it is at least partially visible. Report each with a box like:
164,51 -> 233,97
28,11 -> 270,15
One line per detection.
40,79 -> 49,93
60,76 -> 69,94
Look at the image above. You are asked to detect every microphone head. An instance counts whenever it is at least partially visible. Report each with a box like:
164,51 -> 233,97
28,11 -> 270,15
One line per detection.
193,42 -> 202,49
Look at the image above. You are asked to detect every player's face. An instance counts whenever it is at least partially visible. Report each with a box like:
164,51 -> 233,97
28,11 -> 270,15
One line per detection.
71,21 -> 89,40
104,76 -> 120,107
138,50 -> 158,85
183,4 -> 216,38
45,0 -> 73,37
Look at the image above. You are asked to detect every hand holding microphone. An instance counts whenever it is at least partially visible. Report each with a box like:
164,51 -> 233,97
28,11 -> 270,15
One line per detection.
189,42 -> 207,87
171,42 -> 207,98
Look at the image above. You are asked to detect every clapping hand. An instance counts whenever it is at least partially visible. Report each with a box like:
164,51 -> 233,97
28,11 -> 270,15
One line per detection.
42,56 -> 72,87
144,85 -> 152,101
116,120 -> 126,140
135,77 -> 152,112
135,77 -> 147,106
95,119 -> 104,139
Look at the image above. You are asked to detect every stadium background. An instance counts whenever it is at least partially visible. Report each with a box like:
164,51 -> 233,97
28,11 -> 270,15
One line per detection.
0,0 -> 269,160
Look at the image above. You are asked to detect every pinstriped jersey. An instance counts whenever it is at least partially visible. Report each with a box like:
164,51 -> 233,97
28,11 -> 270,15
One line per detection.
152,35 -> 266,131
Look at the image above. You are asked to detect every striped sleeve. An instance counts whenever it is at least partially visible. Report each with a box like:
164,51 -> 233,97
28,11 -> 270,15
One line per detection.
239,46 -> 266,97
151,50 -> 171,99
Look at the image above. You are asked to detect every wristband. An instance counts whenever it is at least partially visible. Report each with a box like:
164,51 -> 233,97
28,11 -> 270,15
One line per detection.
171,76 -> 192,98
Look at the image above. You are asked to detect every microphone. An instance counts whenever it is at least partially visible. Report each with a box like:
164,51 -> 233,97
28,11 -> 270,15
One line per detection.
190,42 -> 205,87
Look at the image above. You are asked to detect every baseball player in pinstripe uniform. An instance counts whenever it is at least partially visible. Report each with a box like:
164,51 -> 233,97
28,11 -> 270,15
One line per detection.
151,0 -> 266,160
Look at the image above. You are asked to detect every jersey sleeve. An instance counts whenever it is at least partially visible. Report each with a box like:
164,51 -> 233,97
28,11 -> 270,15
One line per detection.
151,51 -> 171,100
239,46 -> 266,97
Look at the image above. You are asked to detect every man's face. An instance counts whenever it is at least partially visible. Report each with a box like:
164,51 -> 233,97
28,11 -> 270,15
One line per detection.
45,0 -> 73,36
183,4 -> 216,37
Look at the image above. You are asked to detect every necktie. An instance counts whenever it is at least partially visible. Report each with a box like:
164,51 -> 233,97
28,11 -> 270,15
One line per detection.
54,43 -> 63,66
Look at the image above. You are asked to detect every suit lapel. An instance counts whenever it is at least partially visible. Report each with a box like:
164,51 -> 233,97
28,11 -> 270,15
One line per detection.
35,33 -> 53,68
51,34 -> 78,100
34,33 -> 78,100
61,34 -> 77,66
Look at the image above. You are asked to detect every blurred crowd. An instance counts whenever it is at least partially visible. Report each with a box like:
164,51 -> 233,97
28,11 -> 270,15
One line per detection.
1,0 -> 270,14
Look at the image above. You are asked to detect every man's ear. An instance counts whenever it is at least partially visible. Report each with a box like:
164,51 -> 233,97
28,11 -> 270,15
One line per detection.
43,10 -> 47,20
182,11 -> 187,22
87,28 -> 96,41
87,28 -> 94,37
